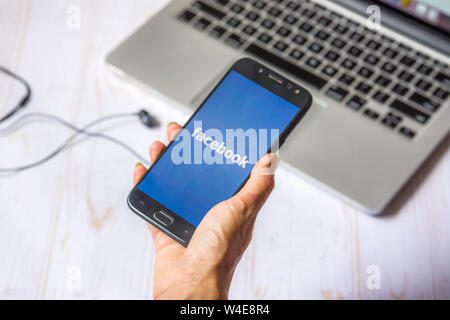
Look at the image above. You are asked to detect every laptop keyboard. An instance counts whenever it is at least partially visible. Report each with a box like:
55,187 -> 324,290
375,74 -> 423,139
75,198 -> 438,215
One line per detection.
177,0 -> 450,139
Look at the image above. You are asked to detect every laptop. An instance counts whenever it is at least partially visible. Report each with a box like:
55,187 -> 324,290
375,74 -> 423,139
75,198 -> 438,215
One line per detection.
106,0 -> 450,214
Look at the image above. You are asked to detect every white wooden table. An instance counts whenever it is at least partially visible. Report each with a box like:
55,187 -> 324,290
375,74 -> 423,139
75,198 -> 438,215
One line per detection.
1,0 -> 449,299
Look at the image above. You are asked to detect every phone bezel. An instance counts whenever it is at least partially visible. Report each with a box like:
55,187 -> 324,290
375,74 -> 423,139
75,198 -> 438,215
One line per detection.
127,57 -> 313,246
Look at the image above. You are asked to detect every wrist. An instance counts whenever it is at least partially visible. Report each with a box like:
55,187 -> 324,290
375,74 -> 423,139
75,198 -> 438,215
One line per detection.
181,255 -> 229,300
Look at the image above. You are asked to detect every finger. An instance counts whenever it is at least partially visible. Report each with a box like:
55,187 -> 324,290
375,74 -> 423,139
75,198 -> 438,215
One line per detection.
133,162 -> 147,185
230,153 -> 279,217
149,140 -> 166,163
167,122 -> 182,142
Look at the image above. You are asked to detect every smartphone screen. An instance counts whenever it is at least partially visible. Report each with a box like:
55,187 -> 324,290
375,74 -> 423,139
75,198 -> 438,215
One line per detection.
136,69 -> 303,227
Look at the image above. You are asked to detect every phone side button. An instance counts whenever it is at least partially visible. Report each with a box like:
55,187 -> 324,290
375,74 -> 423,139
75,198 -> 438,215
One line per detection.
153,210 -> 174,226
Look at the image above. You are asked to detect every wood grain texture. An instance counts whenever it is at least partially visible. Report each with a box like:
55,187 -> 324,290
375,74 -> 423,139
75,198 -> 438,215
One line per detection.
0,0 -> 449,299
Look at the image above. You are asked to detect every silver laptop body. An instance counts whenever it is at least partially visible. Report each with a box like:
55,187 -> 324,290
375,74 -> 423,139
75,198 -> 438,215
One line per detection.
106,0 -> 450,214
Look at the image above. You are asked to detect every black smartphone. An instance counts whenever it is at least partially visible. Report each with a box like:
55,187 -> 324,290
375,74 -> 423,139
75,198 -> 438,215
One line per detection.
128,58 -> 312,246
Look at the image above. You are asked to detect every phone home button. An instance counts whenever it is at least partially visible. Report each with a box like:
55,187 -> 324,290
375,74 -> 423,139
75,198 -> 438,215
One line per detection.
153,210 -> 174,226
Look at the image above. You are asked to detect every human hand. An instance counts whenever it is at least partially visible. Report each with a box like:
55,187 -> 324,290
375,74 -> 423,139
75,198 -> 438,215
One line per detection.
133,122 -> 279,299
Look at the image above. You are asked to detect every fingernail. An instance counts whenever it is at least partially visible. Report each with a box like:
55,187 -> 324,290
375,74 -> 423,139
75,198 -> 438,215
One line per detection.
261,154 -> 271,168
167,121 -> 177,128
135,162 -> 143,169
261,154 -> 279,169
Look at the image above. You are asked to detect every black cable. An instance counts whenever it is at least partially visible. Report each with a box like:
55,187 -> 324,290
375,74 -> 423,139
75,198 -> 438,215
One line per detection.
0,66 -> 32,124
0,111 -> 151,175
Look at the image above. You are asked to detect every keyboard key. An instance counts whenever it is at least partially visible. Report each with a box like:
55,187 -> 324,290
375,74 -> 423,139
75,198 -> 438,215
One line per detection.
375,75 -> 391,87
346,19 -> 360,28
347,95 -> 366,110
302,8 -> 316,18
268,6 -> 282,17
293,34 -> 307,45
225,33 -> 245,48
245,44 -> 328,89
258,33 -> 272,43
435,72 -> 450,86
331,38 -> 345,49
381,34 -> 394,43
399,126 -> 416,139
348,46 -> 362,57
415,79 -> 431,92
231,3 -> 245,13
253,0 -> 267,9
277,26 -> 291,37
356,82 -> 372,94
342,58 -> 356,70
373,90 -> 390,103
209,25 -> 226,38
306,57 -> 321,69
330,11 -> 343,19
398,71 -> 414,83
363,26 -> 377,35
434,60 -> 448,69
382,112 -> 402,129
227,17 -> 241,27
334,24 -> 348,34
339,74 -> 355,86
417,64 -> 433,75
214,0 -> 229,4
289,49 -> 304,60
383,48 -> 398,59
194,18 -> 211,30
325,50 -> 340,62
286,1 -> 300,10
399,43 -> 412,51
300,22 -> 313,32
390,99 -> 430,124
315,30 -> 330,41
243,24 -> 257,36
178,10 -> 196,22
358,67 -> 374,79
317,16 -> 332,26
313,3 -> 326,10
409,93 -> 441,112
322,65 -> 337,77
309,42 -> 323,53
381,62 -> 397,73
194,1 -> 226,19
246,11 -> 260,21
326,85 -> 349,101
284,14 -> 297,25
392,84 -> 408,95
261,19 -> 275,29
416,51 -> 430,60
367,40 -> 381,51
433,87 -> 449,100
274,40 -> 288,52
363,108 -> 380,120
399,56 -> 416,67
364,54 -> 379,65
350,32 -> 365,42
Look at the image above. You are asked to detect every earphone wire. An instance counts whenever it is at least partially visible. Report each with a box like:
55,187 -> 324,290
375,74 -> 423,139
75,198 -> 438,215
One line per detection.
0,111 -> 151,175
0,66 -> 32,124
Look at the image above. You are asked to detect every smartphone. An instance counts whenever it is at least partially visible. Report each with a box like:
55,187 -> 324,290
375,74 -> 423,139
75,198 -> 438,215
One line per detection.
128,58 -> 312,246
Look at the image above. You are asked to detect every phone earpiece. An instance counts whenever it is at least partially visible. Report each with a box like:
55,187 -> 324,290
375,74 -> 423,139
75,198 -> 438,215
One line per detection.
138,109 -> 159,128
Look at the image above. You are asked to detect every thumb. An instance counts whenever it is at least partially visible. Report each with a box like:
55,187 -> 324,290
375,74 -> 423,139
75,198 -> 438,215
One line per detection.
230,153 -> 279,218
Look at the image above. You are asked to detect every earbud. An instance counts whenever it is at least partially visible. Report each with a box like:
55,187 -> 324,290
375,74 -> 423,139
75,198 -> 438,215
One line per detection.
138,109 -> 159,128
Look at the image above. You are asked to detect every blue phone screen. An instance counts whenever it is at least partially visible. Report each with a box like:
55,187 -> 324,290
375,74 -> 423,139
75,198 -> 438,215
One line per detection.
137,70 -> 300,226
